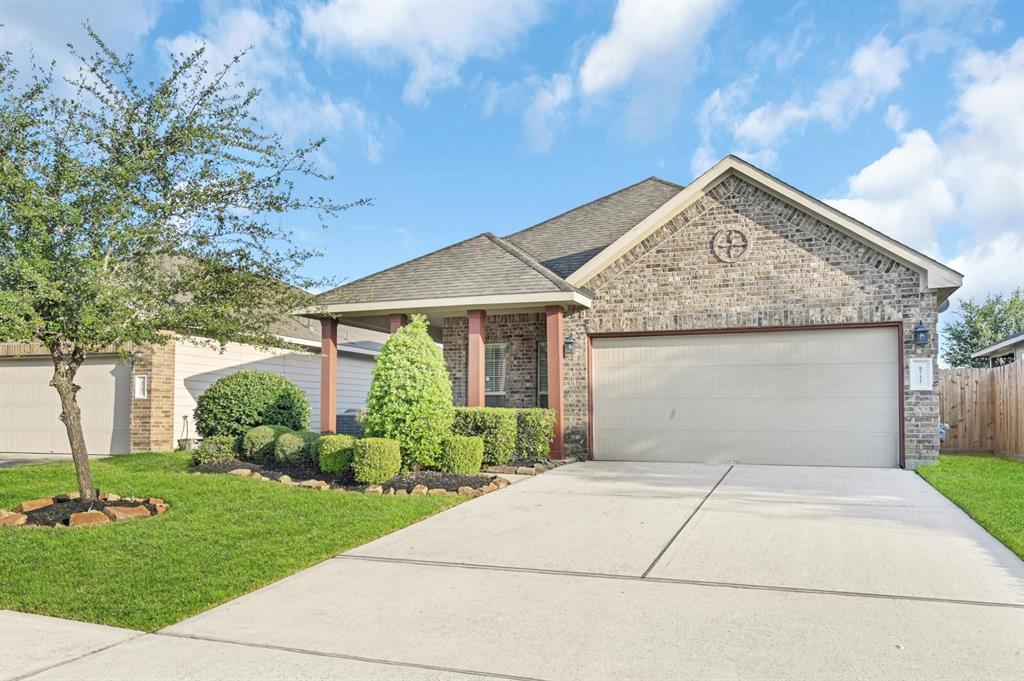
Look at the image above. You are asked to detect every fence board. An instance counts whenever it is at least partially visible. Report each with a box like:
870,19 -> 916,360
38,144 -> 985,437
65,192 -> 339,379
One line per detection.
939,363 -> 1024,456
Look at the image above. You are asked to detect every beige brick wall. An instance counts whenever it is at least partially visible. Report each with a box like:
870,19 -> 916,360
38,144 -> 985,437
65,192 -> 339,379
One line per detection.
130,341 -> 176,452
444,313 -> 546,407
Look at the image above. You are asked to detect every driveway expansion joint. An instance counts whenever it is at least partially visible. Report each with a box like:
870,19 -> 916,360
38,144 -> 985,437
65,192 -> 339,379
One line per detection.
9,632 -> 146,681
156,631 -> 550,681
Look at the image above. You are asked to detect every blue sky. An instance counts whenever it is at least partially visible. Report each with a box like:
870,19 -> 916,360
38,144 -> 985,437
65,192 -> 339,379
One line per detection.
3,0 -> 1022,308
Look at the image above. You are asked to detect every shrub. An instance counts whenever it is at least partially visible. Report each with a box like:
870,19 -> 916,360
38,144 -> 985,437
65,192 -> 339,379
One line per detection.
362,315 -> 454,470
452,407 -> 517,464
194,370 -> 311,437
516,408 -> 557,459
192,435 -> 238,466
437,435 -> 484,474
274,432 -> 309,465
318,434 -> 357,473
295,430 -> 322,467
352,438 -> 402,484
241,424 -> 292,462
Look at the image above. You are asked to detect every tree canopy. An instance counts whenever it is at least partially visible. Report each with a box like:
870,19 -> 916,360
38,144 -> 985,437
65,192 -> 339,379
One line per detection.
942,289 -> 1024,367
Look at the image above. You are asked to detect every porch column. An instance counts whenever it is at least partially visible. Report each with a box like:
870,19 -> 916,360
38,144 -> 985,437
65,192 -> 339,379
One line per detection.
545,305 -> 565,460
320,318 -> 338,434
389,313 -> 409,333
467,309 -> 486,407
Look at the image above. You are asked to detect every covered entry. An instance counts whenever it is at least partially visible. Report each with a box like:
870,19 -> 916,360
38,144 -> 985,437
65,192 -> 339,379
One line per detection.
590,326 -> 901,467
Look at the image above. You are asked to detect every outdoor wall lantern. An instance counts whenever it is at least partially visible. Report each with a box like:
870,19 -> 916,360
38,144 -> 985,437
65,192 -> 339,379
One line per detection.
563,336 -> 576,357
913,322 -> 930,346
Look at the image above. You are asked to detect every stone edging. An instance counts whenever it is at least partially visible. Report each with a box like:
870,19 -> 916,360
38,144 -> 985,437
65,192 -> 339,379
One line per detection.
483,457 -> 578,476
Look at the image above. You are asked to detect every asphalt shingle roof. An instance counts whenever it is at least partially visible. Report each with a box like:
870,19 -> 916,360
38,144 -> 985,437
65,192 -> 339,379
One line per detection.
318,177 -> 683,304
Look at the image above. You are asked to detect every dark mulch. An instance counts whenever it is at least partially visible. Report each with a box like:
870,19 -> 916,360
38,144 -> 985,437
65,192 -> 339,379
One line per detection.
24,497 -> 159,527
188,459 -> 494,493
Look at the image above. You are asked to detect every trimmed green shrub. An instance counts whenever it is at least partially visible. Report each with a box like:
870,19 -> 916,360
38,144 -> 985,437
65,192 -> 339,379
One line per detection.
274,432 -> 309,465
295,430 -> 322,467
194,370 -> 311,437
318,434 -> 357,473
352,438 -> 402,484
437,435 -> 484,474
362,315 -> 454,470
241,424 -> 293,462
192,435 -> 238,466
515,408 -> 557,459
452,407 -> 517,464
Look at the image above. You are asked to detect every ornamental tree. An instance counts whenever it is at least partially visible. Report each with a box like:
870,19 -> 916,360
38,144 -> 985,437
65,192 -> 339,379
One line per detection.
0,31 -> 366,500
362,315 -> 455,470
942,289 -> 1024,367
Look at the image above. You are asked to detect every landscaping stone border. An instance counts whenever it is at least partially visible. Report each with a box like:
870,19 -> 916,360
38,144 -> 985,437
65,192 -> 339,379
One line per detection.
220,466 -> 512,497
0,492 -> 168,528
484,457 -> 578,477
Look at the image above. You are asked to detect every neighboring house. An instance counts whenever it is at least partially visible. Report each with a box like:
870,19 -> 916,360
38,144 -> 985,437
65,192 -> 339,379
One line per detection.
0,318 -> 384,455
971,331 -> 1024,365
307,156 -> 962,469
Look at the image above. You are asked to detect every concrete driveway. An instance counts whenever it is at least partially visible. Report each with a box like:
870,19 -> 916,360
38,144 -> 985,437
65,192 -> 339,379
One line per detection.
9,462 -> 1024,680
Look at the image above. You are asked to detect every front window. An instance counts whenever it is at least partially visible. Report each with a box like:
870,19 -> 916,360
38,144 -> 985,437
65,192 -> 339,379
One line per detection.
485,343 -> 507,407
537,341 -> 548,408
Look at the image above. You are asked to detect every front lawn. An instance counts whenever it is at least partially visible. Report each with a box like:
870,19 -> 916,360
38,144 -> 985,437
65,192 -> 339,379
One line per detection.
0,452 -> 460,631
918,454 -> 1024,559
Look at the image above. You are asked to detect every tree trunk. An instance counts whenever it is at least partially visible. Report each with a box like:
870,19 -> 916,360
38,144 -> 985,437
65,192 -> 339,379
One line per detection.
49,343 -> 96,501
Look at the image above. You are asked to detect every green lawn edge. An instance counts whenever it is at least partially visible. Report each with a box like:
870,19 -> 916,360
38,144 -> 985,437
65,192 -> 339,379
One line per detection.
917,454 -> 1024,560
0,452 -> 462,631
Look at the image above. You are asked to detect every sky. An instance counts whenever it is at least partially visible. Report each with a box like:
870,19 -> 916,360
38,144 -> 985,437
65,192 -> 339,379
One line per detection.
2,0 -> 1022,313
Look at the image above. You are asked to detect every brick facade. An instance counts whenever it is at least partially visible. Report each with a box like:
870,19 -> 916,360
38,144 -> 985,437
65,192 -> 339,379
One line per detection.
442,174 -> 940,467
130,340 -> 176,452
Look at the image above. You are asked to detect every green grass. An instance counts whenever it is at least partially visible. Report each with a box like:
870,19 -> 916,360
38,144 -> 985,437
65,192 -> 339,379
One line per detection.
918,454 -> 1024,559
0,452 -> 461,631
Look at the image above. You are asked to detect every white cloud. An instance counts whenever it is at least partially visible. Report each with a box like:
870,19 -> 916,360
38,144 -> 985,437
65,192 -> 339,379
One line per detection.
831,39 -> 1024,302
299,0 -> 543,105
749,19 -> 816,72
523,74 -> 573,153
158,6 -> 391,164
884,104 -> 909,132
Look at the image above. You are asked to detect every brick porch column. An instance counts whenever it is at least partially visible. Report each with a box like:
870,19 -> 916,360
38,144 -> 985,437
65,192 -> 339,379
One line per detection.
389,313 -> 409,333
320,318 -> 338,434
545,305 -> 565,459
467,309 -> 486,407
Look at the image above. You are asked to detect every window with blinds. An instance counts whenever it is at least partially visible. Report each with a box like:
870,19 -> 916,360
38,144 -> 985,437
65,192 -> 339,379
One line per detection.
485,343 -> 507,407
537,341 -> 548,408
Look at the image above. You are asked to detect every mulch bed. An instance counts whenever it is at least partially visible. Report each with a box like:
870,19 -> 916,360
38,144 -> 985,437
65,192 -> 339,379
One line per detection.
189,459 -> 494,493
25,498 -> 159,527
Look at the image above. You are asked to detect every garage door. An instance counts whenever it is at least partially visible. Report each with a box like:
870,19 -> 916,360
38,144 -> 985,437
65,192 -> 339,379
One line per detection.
0,356 -> 131,455
591,327 -> 900,467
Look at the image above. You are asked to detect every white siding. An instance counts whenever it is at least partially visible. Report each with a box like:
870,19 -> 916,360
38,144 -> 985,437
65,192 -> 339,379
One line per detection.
0,356 -> 131,454
591,328 -> 900,467
173,339 -> 376,437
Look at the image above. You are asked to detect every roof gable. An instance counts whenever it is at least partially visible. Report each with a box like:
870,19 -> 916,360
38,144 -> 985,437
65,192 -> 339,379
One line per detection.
566,156 -> 963,299
505,177 -> 682,277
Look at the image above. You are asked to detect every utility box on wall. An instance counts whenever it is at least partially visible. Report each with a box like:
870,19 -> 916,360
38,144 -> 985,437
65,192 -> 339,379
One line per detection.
909,358 -> 933,391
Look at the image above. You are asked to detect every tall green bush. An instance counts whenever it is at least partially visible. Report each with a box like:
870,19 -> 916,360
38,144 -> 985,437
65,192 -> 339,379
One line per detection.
362,315 -> 454,469
452,407 -> 517,464
194,370 -> 311,437
516,408 -> 557,459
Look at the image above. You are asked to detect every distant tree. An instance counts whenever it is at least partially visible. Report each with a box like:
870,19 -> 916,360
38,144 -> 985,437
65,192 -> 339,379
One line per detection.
942,289 -> 1024,367
0,30 -> 367,500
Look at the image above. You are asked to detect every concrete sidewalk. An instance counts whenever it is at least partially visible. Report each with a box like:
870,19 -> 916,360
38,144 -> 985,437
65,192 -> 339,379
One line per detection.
7,462 -> 1024,680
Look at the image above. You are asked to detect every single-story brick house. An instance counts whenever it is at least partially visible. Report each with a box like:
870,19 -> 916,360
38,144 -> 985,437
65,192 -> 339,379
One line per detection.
0,318 -> 384,455
307,156 -> 963,468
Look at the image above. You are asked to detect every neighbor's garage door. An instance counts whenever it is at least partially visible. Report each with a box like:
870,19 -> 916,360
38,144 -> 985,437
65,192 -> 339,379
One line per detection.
591,327 -> 900,467
0,356 -> 131,455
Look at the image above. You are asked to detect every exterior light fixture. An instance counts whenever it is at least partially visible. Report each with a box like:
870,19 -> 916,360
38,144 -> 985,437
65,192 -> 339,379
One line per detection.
913,322 -> 930,346
563,336 -> 576,357
129,349 -> 145,365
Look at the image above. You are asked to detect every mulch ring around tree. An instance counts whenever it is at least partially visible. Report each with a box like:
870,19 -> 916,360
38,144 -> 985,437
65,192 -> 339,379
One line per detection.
1,493 -> 168,528
189,459 -> 506,496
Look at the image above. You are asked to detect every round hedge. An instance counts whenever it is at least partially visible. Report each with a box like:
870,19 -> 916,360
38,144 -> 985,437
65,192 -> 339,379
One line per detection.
319,434 -> 357,473
192,435 -> 238,466
295,430 -> 322,467
362,315 -> 454,470
274,432 -> 308,465
438,435 -> 484,474
194,370 -> 311,437
352,438 -> 402,484
241,424 -> 293,461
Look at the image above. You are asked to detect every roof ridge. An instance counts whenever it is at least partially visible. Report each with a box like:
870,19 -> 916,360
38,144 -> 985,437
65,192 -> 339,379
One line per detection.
482,232 -> 576,292
504,176 -> 683,240
318,231 -> 491,298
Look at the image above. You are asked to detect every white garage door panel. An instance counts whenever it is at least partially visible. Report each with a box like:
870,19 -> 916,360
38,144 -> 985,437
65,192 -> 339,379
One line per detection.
0,357 -> 131,454
592,328 -> 899,467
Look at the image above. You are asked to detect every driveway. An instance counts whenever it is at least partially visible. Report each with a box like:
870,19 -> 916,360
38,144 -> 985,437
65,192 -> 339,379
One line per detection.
9,462 -> 1024,680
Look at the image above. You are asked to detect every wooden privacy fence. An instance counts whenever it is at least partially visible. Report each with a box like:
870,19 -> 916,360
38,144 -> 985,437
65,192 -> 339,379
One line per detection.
938,362 -> 1024,456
